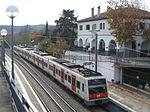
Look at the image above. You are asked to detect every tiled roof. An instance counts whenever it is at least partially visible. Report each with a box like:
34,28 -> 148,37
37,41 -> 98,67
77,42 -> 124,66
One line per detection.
77,8 -> 150,23
77,13 -> 107,23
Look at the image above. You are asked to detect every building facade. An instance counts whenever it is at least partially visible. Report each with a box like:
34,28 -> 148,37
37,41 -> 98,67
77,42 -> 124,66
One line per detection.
77,7 -> 150,57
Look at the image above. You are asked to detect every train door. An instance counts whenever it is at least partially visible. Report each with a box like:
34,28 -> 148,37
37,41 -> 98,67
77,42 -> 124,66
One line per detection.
61,69 -> 64,83
28,53 -> 29,59
38,57 -> 39,66
34,56 -> 35,63
42,59 -> 44,69
71,75 -> 76,92
53,64 -> 56,77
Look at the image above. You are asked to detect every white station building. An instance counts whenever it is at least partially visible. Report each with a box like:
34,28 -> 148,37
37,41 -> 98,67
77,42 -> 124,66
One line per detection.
77,7 -> 150,57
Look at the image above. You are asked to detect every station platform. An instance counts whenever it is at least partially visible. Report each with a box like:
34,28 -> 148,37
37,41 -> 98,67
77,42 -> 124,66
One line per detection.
0,67 -> 15,112
5,55 -> 46,112
108,82 -> 150,112
65,51 -> 150,112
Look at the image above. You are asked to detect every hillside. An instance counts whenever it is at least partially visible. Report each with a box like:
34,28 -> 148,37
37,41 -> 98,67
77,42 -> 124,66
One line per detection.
0,24 -> 55,31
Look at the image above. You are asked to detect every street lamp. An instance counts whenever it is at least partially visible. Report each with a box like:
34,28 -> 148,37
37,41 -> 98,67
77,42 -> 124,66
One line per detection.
88,47 -> 91,62
88,47 -> 91,69
1,29 -> 7,67
6,5 -> 19,79
90,30 -> 100,73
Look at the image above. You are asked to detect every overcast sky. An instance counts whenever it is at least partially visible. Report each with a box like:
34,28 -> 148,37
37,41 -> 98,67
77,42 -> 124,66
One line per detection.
0,0 -> 149,26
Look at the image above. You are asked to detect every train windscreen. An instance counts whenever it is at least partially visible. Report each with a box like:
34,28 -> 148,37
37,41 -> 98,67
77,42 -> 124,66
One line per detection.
88,79 -> 106,86
88,79 -> 108,100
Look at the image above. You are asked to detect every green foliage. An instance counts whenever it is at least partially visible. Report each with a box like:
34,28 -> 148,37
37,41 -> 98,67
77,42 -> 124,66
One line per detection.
54,9 -> 77,47
54,39 -> 68,55
31,29 -> 44,45
15,25 -> 31,46
38,38 -> 51,51
47,43 -> 56,54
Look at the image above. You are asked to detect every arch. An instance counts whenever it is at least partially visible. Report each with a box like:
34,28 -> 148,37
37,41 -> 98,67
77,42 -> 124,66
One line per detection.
85,38 -> 90,47
141,40 -> 150,50
140,40 -> 150,57
91,39 -> 96,48
99,39 -> 105,51
109,40 -> 116,51
125,40 -> 137,57
109,40 -> 116,55
78,38 -> 83,47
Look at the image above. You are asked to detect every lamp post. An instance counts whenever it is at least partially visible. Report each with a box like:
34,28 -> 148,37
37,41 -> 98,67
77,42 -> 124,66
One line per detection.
6,5 -> 19,79
88,47 -> 91,69
1,29 -> 7,68
88,47 -> 91,62
90,30 -> 99,73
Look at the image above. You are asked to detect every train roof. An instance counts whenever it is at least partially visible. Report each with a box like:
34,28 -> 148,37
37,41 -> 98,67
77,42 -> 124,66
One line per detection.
17,46 -> 103,78
52,58 -> 103,77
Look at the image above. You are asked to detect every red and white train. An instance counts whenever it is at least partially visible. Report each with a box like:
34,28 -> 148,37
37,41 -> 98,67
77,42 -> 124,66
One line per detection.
14,46 -> 108,105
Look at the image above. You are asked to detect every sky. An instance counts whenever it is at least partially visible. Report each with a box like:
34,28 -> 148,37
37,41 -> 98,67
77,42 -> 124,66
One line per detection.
0,0 -> 150,26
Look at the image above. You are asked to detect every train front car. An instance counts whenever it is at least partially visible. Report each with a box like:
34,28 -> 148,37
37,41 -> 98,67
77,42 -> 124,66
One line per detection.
85,77 -> 108,105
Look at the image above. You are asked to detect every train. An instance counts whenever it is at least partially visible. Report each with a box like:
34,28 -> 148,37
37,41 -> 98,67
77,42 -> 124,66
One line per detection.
14,46 -> 108,105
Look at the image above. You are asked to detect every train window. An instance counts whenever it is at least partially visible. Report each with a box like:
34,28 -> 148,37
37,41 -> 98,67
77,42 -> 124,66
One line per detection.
45,62 -> 47,67
58,71 -> 61,76
77,81 -> 80,89
65,74 -> 67,81
49,65 -> 52,70
56,69 -> 58,75
82,83 -> 84,92
49,65 -> 52,71
68,75 -> 71,83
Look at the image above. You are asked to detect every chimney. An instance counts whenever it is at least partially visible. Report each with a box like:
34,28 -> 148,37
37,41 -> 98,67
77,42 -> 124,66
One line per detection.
98,6 -> 100,16
91,8 -> 94,17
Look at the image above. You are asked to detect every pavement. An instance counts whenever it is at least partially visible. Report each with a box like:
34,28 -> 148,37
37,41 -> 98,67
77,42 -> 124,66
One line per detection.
108,82 -> 150,112
0,65 -> 15,112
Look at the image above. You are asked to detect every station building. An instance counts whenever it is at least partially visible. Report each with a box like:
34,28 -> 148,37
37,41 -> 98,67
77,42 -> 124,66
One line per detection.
76,7 -> 150,92
77,7 -> 150,57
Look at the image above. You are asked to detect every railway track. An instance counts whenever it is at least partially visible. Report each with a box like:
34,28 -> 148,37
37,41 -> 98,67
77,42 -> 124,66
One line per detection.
6,51 -> 77,112
6,48 -> 108,112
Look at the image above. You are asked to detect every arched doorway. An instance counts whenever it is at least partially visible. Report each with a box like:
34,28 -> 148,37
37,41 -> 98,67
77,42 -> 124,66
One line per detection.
99,39 -> 105,55
141,40 -> 150,57
125,40 -> 136,57
91,39 -> 96,53
109,40 -> 116,56
78,38 -> 83,47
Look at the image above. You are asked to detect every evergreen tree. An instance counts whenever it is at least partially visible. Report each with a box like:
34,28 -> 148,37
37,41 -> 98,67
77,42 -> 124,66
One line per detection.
44,21 -> 49,37
54,9 -> 77,47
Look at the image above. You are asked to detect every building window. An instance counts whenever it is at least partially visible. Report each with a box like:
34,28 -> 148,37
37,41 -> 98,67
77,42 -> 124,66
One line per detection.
100,23 -> 102,30
92,24 -> 96,30
86,25 -> 90,30
80,25 -> 83,30
103,23 -> 105,29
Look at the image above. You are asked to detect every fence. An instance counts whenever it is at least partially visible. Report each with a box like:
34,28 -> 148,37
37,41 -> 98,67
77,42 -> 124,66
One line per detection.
3,66 -> 36,112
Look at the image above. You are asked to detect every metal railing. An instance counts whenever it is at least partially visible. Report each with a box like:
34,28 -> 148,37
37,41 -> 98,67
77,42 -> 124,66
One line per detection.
3,65 -> 37,112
